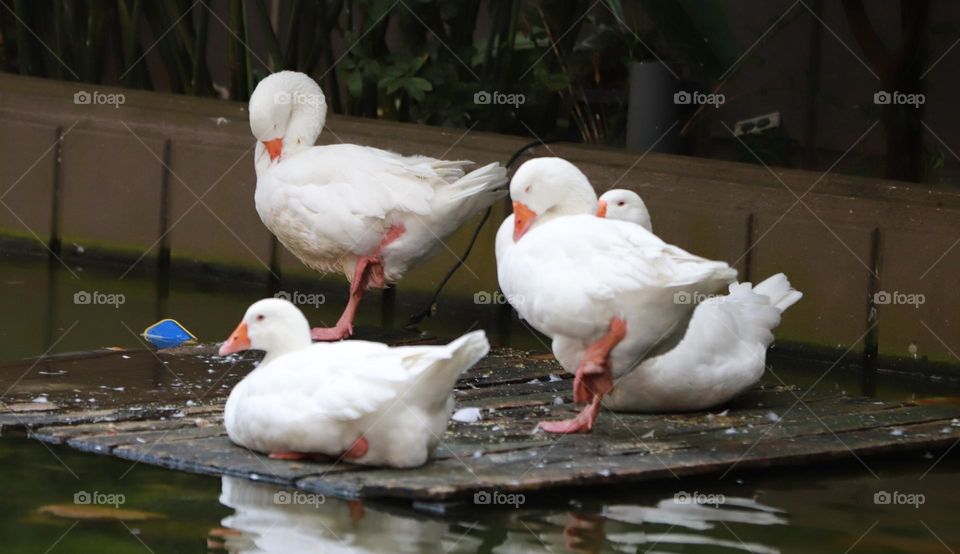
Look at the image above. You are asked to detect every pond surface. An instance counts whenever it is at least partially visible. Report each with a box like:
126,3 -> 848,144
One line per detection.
2,254 -> 960,553
2,437 -> 958,553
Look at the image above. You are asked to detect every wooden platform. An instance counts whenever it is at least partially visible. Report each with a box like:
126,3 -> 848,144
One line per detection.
3,334 -> 960,508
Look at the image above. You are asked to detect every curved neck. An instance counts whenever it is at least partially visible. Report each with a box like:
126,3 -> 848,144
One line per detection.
260,332 -> 312,366
533,193 -> 597,230
282,81 -> 326,154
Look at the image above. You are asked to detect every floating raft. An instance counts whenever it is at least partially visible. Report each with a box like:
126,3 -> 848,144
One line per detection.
2,331 -> 959,509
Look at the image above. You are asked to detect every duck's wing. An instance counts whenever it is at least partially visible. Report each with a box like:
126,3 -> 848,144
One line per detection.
501,214 -> 737,340
252,343 -> 414,423
261,144 -> 492,254
511,215 -> 736,301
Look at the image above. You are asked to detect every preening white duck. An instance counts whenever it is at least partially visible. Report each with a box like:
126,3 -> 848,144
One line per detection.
218,298 -> 489,468
498,158 -> 737,433
598,188 -> 652,232
249,71 -> 508,340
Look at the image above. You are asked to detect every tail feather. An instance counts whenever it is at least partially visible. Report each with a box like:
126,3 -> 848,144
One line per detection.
445,162 -> 508,204
431,159 -> 470,180
752,273 -> 803,313
403,331 -> 489,411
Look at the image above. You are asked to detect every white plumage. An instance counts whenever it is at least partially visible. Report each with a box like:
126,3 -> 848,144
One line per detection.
496,158 -> 800,428
500,159 -> 736,373
557,274 -> 802,412
221,299 -> 489,468
249,71 -> 507,339
598,188 -> 652,232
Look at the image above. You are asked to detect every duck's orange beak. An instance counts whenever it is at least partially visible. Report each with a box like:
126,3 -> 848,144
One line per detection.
596,199 -> 608,218
219,321 -> 250,356
513,201 -> 538,241
263,138 -> 282,162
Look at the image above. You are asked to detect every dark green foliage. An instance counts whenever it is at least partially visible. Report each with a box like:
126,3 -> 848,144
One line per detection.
0,0 -> 740,145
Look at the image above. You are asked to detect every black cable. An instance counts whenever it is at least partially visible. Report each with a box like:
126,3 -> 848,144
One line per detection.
405,139 -> 560,327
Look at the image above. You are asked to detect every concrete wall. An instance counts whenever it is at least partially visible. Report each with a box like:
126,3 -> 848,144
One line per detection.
1,73 -> 958,374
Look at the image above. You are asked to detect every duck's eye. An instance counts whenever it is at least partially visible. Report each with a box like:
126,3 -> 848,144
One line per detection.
525,185 -> 532,194
256,314 -> 265,321
617,201 -> 625,206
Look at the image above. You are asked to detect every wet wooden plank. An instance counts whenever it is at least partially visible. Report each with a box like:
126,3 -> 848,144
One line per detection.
2,344 -> 959,506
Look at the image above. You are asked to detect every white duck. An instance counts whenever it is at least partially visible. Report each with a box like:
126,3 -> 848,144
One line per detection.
498,158 -> 737,433
498,178 -> 803,417
218,298 -> 489,467
598,188 -> 652,232
249,71 -> 508,340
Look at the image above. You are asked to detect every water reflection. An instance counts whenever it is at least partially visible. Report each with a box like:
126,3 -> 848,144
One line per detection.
213,477 -> 787,553
214,477 -> 481,553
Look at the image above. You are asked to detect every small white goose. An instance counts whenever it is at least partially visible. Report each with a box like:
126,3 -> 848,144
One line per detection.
218,298 -> 489,467
598,188 -> 652,232
583,190 -> 803,412
498,158 -> 737,433
249,71 -> 508,340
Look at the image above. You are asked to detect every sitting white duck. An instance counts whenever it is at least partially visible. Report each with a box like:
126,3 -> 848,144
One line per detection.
218,298 -> 489,467
598,188 -> 652,232
498,158 -> 738,433
249,71 -> 508,340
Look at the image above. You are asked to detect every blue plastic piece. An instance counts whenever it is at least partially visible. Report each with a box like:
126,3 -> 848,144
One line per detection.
143,319 -> 197,349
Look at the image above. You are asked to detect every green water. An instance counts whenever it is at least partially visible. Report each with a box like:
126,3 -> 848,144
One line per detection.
2,254 -> 960,553
2,437 -> 958,553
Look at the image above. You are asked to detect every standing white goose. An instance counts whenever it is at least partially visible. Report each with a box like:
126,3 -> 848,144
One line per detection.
498,158 -> 737,433
218,298 -> 489,467
249,71 -> 508,340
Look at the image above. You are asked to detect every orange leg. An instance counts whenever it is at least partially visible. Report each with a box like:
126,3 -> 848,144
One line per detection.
538,317 -> 626,434
268,436 -> 369,462
347,500 -> 365,525
311,224 -> 405,341
572,317 -> 626,404
537,394 -> 603,434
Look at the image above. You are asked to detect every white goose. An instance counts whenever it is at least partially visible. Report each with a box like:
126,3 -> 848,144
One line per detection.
249,71 -> 508,340
598,188 -> 652,232
497,173 -> 802,421
218,298 -> 489,467
498,158 -> 737,433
